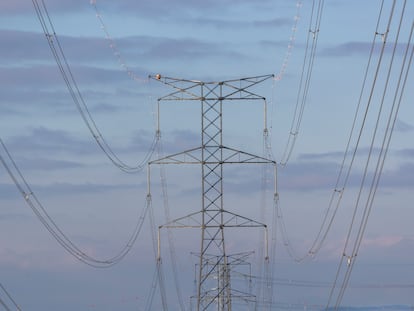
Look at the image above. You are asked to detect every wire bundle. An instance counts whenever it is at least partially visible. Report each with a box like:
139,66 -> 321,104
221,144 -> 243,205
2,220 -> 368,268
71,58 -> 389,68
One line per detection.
0,139 -> 150,268
31,0 -> 158,173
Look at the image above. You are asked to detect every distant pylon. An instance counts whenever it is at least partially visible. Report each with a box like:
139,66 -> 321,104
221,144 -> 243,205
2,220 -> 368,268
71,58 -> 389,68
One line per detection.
149,74 -> 276,311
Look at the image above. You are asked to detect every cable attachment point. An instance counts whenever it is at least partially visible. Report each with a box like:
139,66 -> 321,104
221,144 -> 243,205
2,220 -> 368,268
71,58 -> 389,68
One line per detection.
23,191 -> 33,201
45,33 -> 54,43
309,28 -> 319,39
343,253 -> 356,266
375,31 -> 389,43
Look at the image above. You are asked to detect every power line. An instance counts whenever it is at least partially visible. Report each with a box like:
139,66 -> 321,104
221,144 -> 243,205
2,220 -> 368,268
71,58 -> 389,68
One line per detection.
157,139 -> 186,311
269,0 -> 413,269
31,0 -> 157,173
147,192 -> 169,311
325,1 -> 414,308
0,138 -> 150,268
0,282 -> 21,311
279,0 -> 325,166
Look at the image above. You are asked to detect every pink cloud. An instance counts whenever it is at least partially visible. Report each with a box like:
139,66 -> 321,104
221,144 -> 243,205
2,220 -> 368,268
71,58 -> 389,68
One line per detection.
361,235 -> 406,248
0,246 -> 79,270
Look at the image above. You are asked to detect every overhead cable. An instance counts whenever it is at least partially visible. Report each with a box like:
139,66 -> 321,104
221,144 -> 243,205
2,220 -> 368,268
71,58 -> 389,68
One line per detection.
325,1 -> 413,308
274,0 -> 385,263
31,0 -> 157,173
155,137 -> 186,311
147,191 -> 169,311
0,282 -> 21,311
257,127 -> 278,310
279,0 -> 325,166
0,138 -> 150,268
273,1 -> 413,272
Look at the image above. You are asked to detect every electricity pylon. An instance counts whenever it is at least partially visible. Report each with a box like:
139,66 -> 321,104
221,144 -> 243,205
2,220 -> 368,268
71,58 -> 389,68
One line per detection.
149,74 -> 276,311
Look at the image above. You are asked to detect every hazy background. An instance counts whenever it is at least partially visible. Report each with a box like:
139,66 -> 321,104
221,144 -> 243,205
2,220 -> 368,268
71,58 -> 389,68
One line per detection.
0,0 -> 413,310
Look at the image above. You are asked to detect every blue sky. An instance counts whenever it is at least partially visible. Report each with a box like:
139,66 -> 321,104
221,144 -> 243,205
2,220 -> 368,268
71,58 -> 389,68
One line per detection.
0,0 -> 413,310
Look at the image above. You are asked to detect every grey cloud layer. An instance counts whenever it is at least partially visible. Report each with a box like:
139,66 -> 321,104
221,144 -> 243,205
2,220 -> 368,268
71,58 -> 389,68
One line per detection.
320,41 -> 413,58
0,29 -> 226,63
3,126 -> 156,164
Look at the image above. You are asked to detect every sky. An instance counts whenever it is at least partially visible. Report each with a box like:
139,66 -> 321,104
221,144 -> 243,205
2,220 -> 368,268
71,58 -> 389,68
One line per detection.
0,0 -> 413,310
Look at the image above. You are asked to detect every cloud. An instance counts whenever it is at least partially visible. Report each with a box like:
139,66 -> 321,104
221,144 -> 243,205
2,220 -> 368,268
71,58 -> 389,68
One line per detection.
0,241 -> 96,270
380,162 -> 414,188
396,148 -> 414,157
4,127 -> 95,156
0,178 -> 140,206
0,86 -> 146,118
0,65 -> 63,88
292,147 -> 414,190
0,105 -> 24,117
361,235 -> 405,248
394,119 -> 414,133
359,235 -> 414,263
161,129 -> 200,152
0,212 -> 30,222
278,160 -> 339,191
13,157 -> 84,171
0,183 -> 24,200
102,0 -> 274,17
298,151 -> 345,161
0,30 -> 49,63
0,65 -> 132,88
0,89 -> 66,110
0,29 -> 124,64
320,41 -> 412,58
321,42 -> 372,57
1,126 -> 158,172
137,36 -> 244,62
0,1 -> 88,16
299,146 -> 410,163
0,3 -> 33,14
0,29 -> 243,86
179,147 -> 413,195
253,17 -> 292,28
259,39 -> 296,49
309,234 -> 414,265
35,181 -> 138,196
180,16 -> 291,30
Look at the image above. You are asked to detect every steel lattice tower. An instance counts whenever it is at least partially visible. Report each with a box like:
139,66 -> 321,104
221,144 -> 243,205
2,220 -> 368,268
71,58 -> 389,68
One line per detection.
149,74 -> 276,311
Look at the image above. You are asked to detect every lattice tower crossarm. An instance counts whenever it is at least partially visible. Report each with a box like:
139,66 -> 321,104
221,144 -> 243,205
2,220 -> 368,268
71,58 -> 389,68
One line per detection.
148,74 -> 276,311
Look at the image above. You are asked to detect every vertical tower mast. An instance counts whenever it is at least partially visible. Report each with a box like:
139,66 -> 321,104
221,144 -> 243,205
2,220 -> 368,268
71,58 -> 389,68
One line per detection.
149,74 -> 275,311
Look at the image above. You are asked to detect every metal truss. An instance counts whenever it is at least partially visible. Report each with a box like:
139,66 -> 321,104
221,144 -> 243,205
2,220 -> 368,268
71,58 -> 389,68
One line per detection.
189,252 -> 257,310
149,74 -> 275,311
